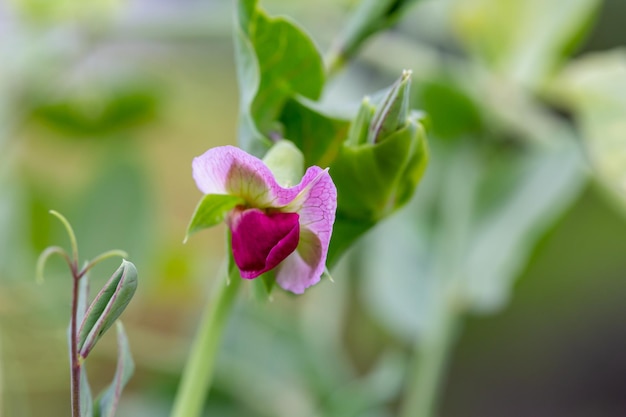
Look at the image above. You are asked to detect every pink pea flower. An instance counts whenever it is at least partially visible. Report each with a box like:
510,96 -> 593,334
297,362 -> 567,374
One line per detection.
192,146 -> 337,294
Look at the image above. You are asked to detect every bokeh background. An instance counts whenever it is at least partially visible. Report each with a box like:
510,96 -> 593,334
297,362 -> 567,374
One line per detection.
1,0 -> 626,416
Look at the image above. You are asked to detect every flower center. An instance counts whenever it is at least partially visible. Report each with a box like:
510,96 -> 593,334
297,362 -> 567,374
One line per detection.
228,207 -> 300,279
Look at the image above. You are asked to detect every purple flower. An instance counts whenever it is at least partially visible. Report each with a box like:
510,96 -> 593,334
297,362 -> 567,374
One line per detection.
192,146 -> 337,294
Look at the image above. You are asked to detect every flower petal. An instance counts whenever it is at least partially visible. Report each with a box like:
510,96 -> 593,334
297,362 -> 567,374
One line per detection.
193,146 -> 336,212
276,169 -> 336,293
192,146 -> 278,206
275,229 -> 323,294
229,208 -> 300,279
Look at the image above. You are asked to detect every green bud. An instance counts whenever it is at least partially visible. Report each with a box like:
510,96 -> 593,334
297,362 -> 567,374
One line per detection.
262,139 -> 305,187
327,70 -> 428,265
78,260 -> 138,358
368,69 -> 411,143
346,97 -> 376,146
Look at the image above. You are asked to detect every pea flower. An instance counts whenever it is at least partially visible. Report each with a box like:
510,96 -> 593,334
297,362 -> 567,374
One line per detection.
190,145 -> 337,294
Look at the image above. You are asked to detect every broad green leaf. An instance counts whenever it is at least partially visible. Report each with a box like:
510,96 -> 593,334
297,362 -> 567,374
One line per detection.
451,0 -> 600,86
32,78 -> 159,138
78,260 -> 138,358
279,96 -> 350,168
234,0 -> 326,155
185,194 -> 245,241
550,49 -> 626,204
94,322 -> 134,417
415,77 -> 484,140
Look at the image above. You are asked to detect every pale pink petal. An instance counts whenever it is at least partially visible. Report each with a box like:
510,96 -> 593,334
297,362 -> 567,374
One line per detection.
275,229 -> 323,294
192,146 -> 278,206
192,146 -> 331,210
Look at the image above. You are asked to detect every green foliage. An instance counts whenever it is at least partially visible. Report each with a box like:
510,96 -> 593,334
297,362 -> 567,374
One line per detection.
360,134 -> 585,341
32,80 -> 159,138
550,49 -> 626,206
235,2 -> 429,266
186,194 -> 245,241
94,323 -> 135,417
452,0 -> 601,86
234,0 -> 326,155
78,260 -> 138,357
328,0 -> 422,72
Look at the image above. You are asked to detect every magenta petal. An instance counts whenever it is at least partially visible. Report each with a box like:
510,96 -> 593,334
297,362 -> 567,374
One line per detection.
229,208 -> 300,279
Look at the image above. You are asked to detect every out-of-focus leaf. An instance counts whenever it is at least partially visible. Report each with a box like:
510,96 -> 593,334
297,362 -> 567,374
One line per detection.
71,152 -> 153,266
32,79 -> 159,138
80,367 -> 93,417
185,194 -> 244,242
550,49 -> 626,204
78,260 -> 137,357
416,78 -> 484,140
9,0 -> 122,25
234,0 -> 326,155
360,135 -> 585,340
452,0 -> 600,86
94,322 -> 135,417
77,274 -> 90,326
280,97 -> 350,168
327,0 -> 421,73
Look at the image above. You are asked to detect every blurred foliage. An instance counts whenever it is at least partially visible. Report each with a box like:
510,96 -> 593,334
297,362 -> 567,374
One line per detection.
1,0 -> 626,416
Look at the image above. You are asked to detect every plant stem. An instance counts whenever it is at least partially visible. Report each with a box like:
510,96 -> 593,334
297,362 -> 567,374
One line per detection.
70,267 -> 81,417
170,272 -> 241,417
399,309 -> 459,417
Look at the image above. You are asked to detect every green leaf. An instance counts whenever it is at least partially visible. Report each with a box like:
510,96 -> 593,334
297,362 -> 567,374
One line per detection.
332,119 -> 427,221
234,0 -> 326,154
78,260 -> 138,358
185,194 -> 245,241
32,78 -> 159,138
550,49 -> 626,205
71,152 -> 153,267
327,0 -> 421,73
359,136 -> 585,341
80,367 -> 93,417
77,273 -> 90,326
279,97 -> 350,168
452,0 -> 601,86
94,322 -> 135,417
327,118 -> 428,266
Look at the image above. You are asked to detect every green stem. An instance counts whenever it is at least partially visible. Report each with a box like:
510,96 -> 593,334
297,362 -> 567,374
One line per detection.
399,310 -> 459,417
170,272 -> 241,417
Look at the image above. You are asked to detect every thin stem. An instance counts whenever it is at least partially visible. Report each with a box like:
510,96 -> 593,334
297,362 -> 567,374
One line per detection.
170,271 -> 241,417
49,210 -> 79,267
70,271 -> 81,417
399,310 -> 459,417
78,249 -> 129,279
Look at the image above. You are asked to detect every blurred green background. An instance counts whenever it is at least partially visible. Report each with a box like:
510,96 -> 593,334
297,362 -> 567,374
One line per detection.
1,0 -> 626,416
